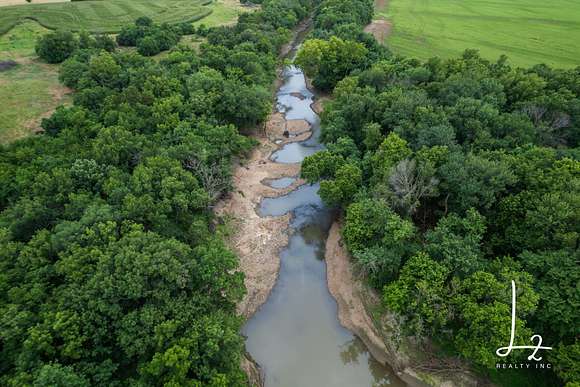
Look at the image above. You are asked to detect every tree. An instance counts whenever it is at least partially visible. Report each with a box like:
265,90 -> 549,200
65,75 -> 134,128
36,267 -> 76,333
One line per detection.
425,208 -> 486,277
36,31 -> 78,64
452,268 -> 538,368
439,151 -> 517,214
94,34 -> 117,52
370,132 -> 412,184
135,16 -> 154,27
549,342 -> 580,386
301,150 -> 345,182
318,162 -> 362,207
343,198 -> 416,288
295,36 -> 368,90
137,36 -> 161,56
383,252 -> 450,336
88,51 -> 122,88
387,158 -> 439,216
1,0 -> 314,385
520,249 -> 580,342
33,363 -> 89,387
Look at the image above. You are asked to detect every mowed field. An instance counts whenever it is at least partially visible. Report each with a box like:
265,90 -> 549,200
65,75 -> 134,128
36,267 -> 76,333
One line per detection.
376,0 -> 580,68
0,0 -> 252,144
0,21 -> 72,143
0,0 -> 213,35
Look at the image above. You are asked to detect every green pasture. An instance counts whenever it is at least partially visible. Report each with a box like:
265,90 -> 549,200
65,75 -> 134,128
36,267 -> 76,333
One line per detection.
0,21 -> 69,143
0,0 -> 214,35
0,0 -> 252,144
377,0 -> 580,68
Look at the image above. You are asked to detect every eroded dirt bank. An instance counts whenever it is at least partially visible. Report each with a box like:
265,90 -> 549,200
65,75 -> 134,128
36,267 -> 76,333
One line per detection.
215,18 -> 312,321
325,220 -> 483,387
215,125 -> 305,319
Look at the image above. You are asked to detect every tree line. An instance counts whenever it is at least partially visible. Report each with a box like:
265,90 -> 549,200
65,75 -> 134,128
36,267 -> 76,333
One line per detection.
297,0 -> 579,385
0,0 -> 313,385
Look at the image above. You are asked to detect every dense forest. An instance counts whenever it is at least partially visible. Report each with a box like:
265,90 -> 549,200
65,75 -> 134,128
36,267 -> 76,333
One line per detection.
297,0 -> 579,385
1,0 -> 578,384
0,0 -> 313,384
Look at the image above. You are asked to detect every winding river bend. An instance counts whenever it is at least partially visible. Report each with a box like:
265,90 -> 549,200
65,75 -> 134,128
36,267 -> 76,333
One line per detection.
242,63 -> 405,386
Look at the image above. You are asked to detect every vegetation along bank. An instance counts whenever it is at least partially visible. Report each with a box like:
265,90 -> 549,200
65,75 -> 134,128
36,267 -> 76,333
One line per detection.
295,0 -> 579,385
0,0 -> 315,384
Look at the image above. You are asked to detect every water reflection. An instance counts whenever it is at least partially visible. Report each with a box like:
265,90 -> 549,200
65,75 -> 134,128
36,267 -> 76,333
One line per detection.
243,64 -> 405,387
340,339 -> 401,387
270,66 -> 324,163
265,177 -> 296,189
259,184 -> 322,217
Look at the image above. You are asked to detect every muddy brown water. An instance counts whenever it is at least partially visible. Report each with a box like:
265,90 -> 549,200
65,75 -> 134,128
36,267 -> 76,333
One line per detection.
242,64 -> 405,387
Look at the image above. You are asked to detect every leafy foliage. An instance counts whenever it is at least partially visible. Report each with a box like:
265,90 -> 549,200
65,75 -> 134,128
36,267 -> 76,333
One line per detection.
1,0 -> 313,384
35,30 -> 79,64
299,0 -> 580,383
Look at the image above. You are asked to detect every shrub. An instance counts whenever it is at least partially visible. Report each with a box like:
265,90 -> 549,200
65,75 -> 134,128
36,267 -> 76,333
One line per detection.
116,25 -> 144,46
35,30 -> 78,63
137,36 -> 161,56
78,30 -> 95,49
135,16 -> 153,27
94,34 -> 117,52
179,22 -> 195,35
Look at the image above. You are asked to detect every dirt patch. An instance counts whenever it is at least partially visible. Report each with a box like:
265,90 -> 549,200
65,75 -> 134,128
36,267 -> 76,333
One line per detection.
325,221 -> 409,370
310,97 -> 327,115
0,0 -> 69,6
365,0 -> 392,42
374,0 -> 387,11
325,220 -> 484,387
278,17 -> 312,59
241,353 -> 264,387
289,91 -> 306,100
286,119 -> 309,134
364,19 -> 393,43
218,17 -> 318,320
24,82 -> 72,134
265,112 -> 311,145
215,110 -> 311,318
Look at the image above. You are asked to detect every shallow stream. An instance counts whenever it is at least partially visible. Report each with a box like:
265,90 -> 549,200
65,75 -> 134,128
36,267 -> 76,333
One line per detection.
242,64 -> 405,387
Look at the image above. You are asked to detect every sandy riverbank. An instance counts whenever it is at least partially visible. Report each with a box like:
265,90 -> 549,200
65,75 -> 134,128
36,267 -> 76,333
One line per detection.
325,220 -> 484,387
214,129 -> 305,319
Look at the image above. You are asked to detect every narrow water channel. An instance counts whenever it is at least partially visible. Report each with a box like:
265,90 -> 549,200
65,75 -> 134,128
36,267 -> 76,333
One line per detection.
242,64 -> 405,387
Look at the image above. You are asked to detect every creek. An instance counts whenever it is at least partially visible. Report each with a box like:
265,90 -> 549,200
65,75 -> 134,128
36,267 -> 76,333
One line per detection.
242,62 -> 405,387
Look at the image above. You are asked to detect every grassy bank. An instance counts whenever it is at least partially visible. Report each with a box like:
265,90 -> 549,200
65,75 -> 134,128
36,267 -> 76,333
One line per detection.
377,0 -> 580,68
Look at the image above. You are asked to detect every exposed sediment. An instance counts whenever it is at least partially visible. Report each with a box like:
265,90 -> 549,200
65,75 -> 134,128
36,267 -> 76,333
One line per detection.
217,16 -> 314,321
325,220 -> 483,387
215,126 -> 305,319
325,222 -> 410,370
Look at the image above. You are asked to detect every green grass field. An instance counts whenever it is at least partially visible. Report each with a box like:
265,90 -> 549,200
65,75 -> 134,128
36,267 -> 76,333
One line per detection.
0,0 -> 213,35
376,0 -> 580,68
0,21 -> 72,144
0,0 -> 251,144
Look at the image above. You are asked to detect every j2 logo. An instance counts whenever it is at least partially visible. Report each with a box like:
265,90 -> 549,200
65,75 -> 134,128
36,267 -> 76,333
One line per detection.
496,280 -> 552,361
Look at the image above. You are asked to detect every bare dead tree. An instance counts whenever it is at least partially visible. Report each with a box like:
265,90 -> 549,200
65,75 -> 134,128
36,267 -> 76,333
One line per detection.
184,157 -> 230,204
522,105 -> 571,146
521,104 -> 547,125
388,159 -> 439,217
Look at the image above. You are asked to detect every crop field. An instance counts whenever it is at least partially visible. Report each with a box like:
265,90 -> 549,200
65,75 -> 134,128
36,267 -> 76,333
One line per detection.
0,0 -> 214,35
376,0 -> 580,68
